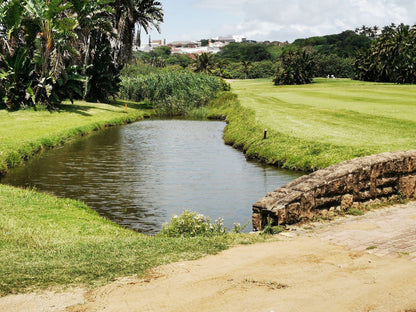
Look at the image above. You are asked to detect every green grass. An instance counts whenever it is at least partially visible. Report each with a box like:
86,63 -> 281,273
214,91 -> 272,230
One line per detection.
3,78 -> 416,294
228,78 -> 416,169
0,99 -> 269,295
0,100 -> 152,174
0,184 -> 266,295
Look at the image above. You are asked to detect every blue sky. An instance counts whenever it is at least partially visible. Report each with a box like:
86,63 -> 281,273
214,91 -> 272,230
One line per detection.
147,0 -> 416,43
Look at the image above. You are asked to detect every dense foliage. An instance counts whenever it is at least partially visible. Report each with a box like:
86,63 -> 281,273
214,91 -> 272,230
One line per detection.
120,70 -> 230,115
219,42 -> 272,62
292,30 -> 371,58
314,55 -> 354,78
0,0 -> 163,110
354,23 -> 416,83
273,49 -> 316,85
128,29 -> 375,81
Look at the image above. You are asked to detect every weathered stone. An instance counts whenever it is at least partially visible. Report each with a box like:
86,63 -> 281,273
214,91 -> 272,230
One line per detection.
340,194 -> 354,210
357,190 -> 372,201
399,175 -> 416,198
277,206 -> 287,225
252,150 -> 416,231
252,212 -> 262,232
377,177 -> 398,187
285,203 -> 301,224
315,195 -> 342,208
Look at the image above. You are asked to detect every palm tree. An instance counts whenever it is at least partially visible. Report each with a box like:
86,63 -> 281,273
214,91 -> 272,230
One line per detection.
241,60 -> 252,79
23,0 -> 78,105
192,52 -> 215,74
112,0 -> 163,64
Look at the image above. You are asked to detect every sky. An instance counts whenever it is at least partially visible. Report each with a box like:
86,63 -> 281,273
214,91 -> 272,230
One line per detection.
146,0 -> 416,43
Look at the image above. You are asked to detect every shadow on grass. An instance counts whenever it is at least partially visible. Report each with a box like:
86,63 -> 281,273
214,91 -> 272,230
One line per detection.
57,103 -> 94,116
110,99 -> 154,110
56,100 -> 153,116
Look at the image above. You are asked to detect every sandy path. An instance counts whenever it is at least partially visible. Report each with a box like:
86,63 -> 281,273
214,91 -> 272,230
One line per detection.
2,203 -> 416,312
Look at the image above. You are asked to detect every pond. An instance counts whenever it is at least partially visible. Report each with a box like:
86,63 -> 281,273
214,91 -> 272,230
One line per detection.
1,120 -> 304,234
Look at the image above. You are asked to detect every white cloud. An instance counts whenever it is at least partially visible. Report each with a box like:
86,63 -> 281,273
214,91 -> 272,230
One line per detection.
197,0 -> 416,41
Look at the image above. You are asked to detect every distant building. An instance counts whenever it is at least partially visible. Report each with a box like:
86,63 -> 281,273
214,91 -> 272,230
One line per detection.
168,41 -> 197,48
233,35 -> 247,43
208,40 -> 229,49
134,38 -> 167,52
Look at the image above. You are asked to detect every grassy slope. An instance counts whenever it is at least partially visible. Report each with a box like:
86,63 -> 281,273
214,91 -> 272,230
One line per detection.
0,100 -> 266,295
0,184 -> 261,295
0,100 -> 151,174
228,78 -> 416,169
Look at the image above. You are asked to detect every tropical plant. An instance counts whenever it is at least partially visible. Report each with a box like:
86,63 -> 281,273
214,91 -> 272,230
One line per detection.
112,0 -> 163,64
241,60 -> 252,79
0,47 -> 34,110
192,52 -> 215,74
0,0 -> 165,109
24,0 -> 79,107
354,23 -> 416,83
273,49 -> 316,85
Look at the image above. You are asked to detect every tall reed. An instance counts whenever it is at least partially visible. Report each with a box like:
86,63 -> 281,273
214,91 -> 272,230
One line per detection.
120,71 -> 229,115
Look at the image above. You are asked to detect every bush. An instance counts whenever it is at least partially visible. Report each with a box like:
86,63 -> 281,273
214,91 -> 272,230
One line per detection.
159,210 -> 227,237
226,61 -> 278,79
259,218 -> 285,235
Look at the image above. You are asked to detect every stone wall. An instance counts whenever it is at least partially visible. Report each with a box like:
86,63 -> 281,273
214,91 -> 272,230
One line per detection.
252,150 -> 416,231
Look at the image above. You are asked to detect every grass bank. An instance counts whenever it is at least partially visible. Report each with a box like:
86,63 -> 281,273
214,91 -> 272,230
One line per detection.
0,184 -> 265,295
0,100 -> 153,175
0,99 -> 268,296
223,78 -> 416,170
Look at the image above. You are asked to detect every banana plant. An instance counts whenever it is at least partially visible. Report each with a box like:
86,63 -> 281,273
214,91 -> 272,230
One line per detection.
23,0 -> 78,106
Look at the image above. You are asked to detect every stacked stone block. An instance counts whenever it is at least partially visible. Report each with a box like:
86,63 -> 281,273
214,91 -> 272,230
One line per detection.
252,150 -> 416,231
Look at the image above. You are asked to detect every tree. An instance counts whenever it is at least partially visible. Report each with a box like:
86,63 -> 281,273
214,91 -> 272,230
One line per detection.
112,0 -> 163,64
241,60 -> 252,79
220,43 -> 272,62
354,23 -> 416,83
192,53 -> 215,74
1,0 -> 165,109
273,49 -> 316,85
24,0 -> 78,106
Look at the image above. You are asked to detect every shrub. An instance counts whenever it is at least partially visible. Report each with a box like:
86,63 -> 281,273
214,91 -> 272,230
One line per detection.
261,219 -> 285,235
159,210 -> 227,237
226,61 -> 278,79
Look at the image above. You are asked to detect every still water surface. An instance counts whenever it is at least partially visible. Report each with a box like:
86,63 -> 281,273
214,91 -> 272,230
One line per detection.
1,120 -> 304,233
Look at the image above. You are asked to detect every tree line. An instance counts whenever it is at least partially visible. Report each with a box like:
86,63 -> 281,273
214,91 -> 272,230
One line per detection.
133,30 -> 370,82
0,0 -> 163,110
136,24 -> 416,86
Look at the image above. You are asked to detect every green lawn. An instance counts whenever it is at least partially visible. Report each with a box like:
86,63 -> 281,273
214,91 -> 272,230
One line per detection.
227,78 -> 416,168
0,100 -> 267,295
0,184 -> 262,295
0,100 -> 151,173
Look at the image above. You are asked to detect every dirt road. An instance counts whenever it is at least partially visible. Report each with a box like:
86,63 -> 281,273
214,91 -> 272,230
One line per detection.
2,203 -> 416,312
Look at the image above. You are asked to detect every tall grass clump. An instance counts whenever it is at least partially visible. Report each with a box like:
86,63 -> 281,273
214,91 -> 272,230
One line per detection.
120,71 -> 229,115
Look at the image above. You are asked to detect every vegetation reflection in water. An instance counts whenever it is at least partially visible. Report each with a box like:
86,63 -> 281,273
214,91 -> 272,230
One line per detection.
1,120 -> 304,234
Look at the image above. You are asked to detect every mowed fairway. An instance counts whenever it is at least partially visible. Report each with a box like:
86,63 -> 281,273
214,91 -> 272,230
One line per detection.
231,78 -> 416,154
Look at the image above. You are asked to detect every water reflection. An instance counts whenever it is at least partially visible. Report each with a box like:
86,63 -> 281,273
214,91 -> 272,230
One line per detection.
1,120 -> 304,234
